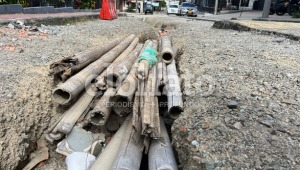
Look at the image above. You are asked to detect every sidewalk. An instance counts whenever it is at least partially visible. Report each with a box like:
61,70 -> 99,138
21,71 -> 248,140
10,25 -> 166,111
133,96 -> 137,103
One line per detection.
197,11 -> 300,22
0,12 -> 99,25
193,11 -> 300,39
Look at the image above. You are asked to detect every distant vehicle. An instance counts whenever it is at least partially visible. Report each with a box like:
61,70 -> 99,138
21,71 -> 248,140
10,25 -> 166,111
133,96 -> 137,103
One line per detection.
179,2 -> 198,17
145,3 -> 154,15
167,4 -> 179,15
273,0 -> 288,15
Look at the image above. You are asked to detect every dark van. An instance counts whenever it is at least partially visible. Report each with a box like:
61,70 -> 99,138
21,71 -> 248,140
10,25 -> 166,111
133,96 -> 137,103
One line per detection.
145,3 -> 153,14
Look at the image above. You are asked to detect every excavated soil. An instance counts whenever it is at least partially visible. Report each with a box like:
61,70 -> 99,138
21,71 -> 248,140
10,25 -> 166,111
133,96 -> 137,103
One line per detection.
149,17 -> 300,169
1,15 -> 300,170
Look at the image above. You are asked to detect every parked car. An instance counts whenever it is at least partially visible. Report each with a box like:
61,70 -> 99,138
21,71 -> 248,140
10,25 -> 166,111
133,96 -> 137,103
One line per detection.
179,2 -> 198,17
145,3 -> 154,15
167,4 -> 179,15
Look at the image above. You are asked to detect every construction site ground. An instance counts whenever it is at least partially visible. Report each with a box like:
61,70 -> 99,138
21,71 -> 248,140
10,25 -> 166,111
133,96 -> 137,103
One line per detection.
0,13 -> 299,169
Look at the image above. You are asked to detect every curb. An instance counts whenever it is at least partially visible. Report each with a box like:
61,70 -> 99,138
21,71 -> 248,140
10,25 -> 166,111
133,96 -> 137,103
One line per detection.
0,12 -> 127,26
25,14 -> 99,26
253,18 -> 300,23
188,17 -> 220,22
0,14 -> 99,26
212,20 -> 300,41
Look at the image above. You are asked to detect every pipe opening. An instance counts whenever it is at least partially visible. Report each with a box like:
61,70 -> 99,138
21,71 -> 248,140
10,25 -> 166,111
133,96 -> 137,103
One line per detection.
91,111 -> 105,125
111,96 -> 131,116
53,89 -> 71,104
107,74 -> 118,87
163,53 -> 173,62
169,107 -> 183,119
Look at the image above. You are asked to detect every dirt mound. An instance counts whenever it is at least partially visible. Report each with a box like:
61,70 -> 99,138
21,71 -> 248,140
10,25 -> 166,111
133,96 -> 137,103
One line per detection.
165,18 -> 300,169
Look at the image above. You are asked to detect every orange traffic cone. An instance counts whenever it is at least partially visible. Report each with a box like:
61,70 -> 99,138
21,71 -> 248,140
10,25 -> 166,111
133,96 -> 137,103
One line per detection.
99,0 -> 113,20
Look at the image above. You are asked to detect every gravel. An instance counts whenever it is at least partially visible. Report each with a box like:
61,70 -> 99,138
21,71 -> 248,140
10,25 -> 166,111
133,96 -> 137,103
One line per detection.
145,16 -> 300,169
0,18 -> 157,170
1,15 -> 300,170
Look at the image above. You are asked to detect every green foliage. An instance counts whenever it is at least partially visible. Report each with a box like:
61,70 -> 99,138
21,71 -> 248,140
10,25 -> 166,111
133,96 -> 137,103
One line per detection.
292,11 -> 300,18
159,1 -> 166,8
74,0 -> 97,9
0,0 -> 19,5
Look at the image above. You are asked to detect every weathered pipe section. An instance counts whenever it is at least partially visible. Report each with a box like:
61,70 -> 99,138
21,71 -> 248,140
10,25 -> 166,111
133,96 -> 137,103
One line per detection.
156,62 -> 168,95
161,36 -> 174,64
46,86 -> 97,142
89,114 -> 132,170
166,47 -> 183,119
94,37 -> 140,91
110,40 -> 152,117
49,38 -> 121,82
111,113 -> 144,170
89,88 -> 116,126
52,34 -> 136,105
106,43 -> 143,88
148,117 -> 178,170
141,40 -> 160,137
137,40 -> 155,80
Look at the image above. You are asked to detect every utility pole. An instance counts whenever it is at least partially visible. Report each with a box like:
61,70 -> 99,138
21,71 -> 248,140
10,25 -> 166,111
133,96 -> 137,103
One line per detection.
214,0 -> 218,15
136,0 -> 138,13
262,0 -> 272,18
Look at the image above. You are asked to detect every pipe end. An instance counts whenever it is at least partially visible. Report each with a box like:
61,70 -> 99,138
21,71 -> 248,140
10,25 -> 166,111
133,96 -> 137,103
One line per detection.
52,89 -> 71,105
169,106 -> 183,119
111,95 -> 131,117
90,111 -> 105,126
162,52 -> 173,64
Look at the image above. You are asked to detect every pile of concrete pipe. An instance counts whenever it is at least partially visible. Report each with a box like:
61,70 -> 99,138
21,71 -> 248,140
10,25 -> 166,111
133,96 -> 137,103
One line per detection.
46,34 -> 182,170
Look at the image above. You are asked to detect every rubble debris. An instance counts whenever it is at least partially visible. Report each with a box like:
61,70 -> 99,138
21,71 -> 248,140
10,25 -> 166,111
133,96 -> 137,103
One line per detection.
227,99 -> 238,109
22,147 -> 49,170
65,152 -> 96,170
56,126 -> 105,156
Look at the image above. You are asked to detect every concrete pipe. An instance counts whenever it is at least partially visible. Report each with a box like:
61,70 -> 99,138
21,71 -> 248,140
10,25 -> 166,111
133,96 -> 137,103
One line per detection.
52,34 -> 136,105
161,36 -> 174,64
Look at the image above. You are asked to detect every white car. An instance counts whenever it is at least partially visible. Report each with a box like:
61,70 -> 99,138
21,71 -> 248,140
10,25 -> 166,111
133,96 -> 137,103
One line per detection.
167,4 -> 179,15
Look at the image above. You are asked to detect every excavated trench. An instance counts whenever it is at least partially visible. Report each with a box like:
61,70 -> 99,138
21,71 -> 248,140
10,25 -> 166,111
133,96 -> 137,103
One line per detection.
6,17 -> 186,170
